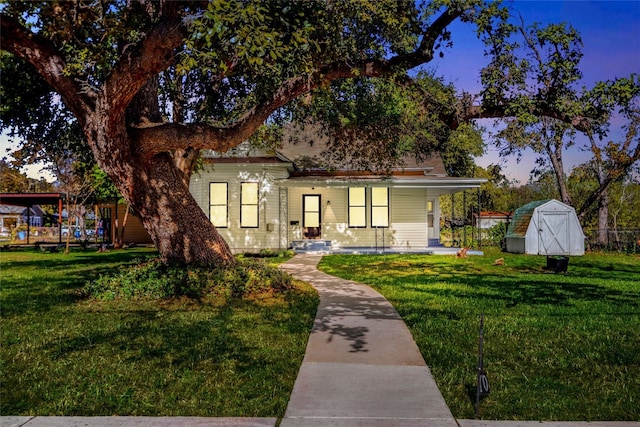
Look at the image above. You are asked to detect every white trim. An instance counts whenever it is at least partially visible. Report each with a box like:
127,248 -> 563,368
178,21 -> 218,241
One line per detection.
277,177 -> 486,190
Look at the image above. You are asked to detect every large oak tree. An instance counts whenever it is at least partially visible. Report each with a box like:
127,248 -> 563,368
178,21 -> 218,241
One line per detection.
0,0 -> 611,265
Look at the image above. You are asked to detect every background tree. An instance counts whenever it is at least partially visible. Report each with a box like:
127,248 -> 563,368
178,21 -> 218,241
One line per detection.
482,19 -> 640,240
282,73 -> 485,176
0,159 -> 54,193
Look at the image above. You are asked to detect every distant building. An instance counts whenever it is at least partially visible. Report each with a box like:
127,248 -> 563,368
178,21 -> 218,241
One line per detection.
473,211 -> 512,229
0,204 -> 47,235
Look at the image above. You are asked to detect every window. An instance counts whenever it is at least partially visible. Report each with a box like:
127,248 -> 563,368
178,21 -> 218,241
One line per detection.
348,187 -> 366,228
371,187 -> 389,227
303,195 -> 321,228
240,182 -> 259,228
209,183 -> 228,228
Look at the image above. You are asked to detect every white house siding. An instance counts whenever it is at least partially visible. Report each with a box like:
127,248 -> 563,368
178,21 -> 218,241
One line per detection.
189,163 -> 289,252
286,186 -> 430,249
287,187 -> 351,245
390,188 -> 427,248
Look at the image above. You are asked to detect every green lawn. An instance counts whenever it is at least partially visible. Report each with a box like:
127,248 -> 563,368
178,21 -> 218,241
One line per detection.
0,248 -> 317,417
319,249 -> 640,421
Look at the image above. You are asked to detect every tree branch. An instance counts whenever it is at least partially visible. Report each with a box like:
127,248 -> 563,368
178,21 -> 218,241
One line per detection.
576,119 -> 640,219
0,13 -> 95,126
101,15 -> 188,120
455,103 -> 593,133
133,6 -> 465,156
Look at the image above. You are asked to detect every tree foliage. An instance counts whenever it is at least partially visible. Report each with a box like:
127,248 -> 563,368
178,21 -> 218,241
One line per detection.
280,73 -> 485,175
0,159 -> 53,193
1,0 -> 510,265
1,0 -> 625,265
480,17 -> 640,223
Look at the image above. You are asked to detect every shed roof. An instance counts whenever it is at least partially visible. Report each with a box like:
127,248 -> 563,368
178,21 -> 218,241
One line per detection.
505,199 -> 550,238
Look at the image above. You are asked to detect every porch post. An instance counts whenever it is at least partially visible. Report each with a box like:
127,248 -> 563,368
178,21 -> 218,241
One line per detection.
58,197 -> 63,243
279,187 -> 288,250
463,191 -> 467,247
26,205 -> 31,244
451,193 -> 455,247
477,189 -> 482,249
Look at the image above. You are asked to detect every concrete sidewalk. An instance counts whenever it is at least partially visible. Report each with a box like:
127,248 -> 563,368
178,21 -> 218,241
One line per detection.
279,254 -> 456,426
277,254 -> 639,427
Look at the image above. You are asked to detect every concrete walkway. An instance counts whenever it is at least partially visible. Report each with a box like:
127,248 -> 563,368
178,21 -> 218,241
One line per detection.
2,254 -> 639,427
279,254 -> 456,427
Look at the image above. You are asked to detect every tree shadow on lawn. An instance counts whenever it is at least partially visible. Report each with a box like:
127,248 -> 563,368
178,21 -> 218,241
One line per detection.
6,297 -> 313,416
377,262 -> 640,311
0,251 -> 157,317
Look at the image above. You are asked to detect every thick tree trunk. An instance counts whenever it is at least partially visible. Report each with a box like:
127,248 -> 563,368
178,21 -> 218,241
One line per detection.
596,162 -> 609,245
598,189 -> 609,245
545,134 -> 572,206
127,152 -> 235,265
87,108 -> 235,266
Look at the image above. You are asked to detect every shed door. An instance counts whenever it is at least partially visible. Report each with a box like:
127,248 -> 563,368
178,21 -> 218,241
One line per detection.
538,211 -> 569,255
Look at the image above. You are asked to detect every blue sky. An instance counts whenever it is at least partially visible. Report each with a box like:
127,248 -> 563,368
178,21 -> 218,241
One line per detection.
428,0 -> 640,183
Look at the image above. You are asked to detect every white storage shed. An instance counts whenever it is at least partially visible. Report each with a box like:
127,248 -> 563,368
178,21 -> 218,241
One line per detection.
505,199 -> 585,256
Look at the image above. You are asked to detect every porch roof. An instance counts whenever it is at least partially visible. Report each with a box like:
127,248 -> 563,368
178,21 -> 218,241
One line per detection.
276,176 -> 486,192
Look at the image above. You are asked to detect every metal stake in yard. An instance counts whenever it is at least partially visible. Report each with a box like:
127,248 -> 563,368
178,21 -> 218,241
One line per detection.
476,313 -> 490,418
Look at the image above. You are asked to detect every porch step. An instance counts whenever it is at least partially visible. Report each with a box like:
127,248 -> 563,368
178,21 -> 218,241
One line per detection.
291,240 -> 333,252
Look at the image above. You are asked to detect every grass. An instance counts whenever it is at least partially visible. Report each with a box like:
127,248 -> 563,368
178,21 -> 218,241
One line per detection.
1,247 -> 317,416
318,249 -> 640,421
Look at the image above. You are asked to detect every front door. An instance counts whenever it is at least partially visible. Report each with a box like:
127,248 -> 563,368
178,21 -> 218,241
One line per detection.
303,194 -> 321,239
427,199 -> 436,240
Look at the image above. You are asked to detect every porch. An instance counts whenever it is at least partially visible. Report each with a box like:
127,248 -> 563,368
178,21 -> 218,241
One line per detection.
290,239 -> 484,256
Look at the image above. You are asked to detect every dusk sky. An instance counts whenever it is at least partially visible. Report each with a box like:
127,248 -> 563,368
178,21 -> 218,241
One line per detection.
2,1 -> 639,184
429,0 -> 640,183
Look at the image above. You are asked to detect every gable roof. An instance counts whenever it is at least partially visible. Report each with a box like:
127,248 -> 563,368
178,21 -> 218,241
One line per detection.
277,122 -> 448,176
276,139 -> 447,177
0,204 -> 31,215
204,124 -> 449,178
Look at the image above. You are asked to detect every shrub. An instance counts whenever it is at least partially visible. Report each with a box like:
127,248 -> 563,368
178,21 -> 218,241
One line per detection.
241,249 -> 295,258
83,258 -> 294,300
488,222 -> 507,250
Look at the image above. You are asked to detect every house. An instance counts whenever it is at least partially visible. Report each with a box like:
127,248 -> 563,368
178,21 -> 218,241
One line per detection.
96,203 -> 153,244
189,138 -> 486,253
473,211 -> 512,229
0,205 -> 32,236
0,193 -> 65,241
0,204 -> 47,231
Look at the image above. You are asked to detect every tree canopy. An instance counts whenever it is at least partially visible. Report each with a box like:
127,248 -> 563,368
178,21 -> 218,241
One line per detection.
483,18 -> 639,224
1,0 -> 630,265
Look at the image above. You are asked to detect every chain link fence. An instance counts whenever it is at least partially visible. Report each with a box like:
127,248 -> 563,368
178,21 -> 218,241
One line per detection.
585,228 -> 640,253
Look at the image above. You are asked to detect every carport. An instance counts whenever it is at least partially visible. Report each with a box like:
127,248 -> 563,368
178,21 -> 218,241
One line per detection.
0,193 -> 65,244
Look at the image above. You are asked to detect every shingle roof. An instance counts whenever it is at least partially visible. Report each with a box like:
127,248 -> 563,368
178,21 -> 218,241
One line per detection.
505,200 -> 550,238
203,122 -> 450,177
278,122 -> 448,177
